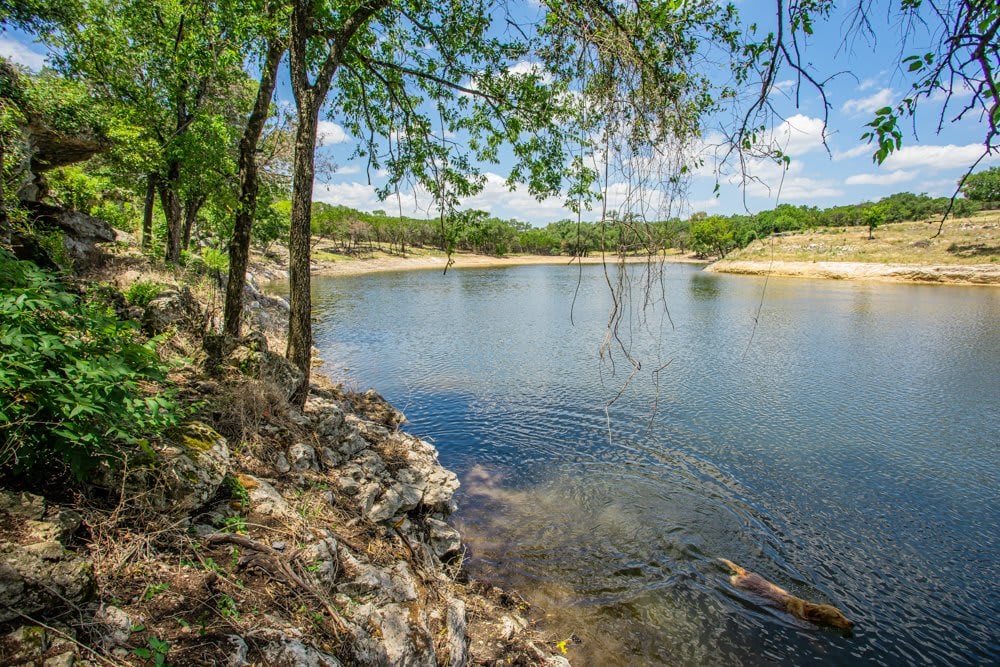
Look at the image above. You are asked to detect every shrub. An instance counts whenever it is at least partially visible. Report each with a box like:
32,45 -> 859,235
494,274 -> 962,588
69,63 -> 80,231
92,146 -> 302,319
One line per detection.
0,251 -> 186,479
124,280 -> 163,307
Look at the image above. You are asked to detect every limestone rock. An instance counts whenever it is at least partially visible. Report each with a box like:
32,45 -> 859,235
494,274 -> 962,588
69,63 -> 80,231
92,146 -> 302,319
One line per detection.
367,486 -> 405,523
261,351 -> 304,403
337,428 -> 369,459
93,604 -> 132,648
421,468 -> 460,513
274,451 -> 291,474
0,624 -> 80,666
147,422 -> 230,516
226,634 -> 249,666
314,405 -> 346,437
0,492 -> 94,623
354,389 -> 407,428
426,518 -> 463,559
22,200 -> 113,265
142,286 -> 204,335
337,548 -> 417,603
370,602 -> 436,667
288,442 -> 318,472
260,639 -> 341,667
237,474 -> 299,523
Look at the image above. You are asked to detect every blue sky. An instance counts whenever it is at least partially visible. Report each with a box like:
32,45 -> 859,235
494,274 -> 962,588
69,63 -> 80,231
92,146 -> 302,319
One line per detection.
3,2 -> 995,224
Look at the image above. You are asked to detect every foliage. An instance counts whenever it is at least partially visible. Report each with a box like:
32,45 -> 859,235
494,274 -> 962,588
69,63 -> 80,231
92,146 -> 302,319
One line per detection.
124,280 -> 163,308
0,251 -> 185,479
960,167 -> 1000,203
132,635 -> 170,667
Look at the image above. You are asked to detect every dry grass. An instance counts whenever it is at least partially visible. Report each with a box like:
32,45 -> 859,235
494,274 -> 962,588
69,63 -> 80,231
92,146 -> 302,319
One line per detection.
728,211 -> 1000,265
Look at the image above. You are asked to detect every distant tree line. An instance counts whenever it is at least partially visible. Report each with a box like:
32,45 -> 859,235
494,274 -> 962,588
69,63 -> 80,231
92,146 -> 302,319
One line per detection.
300,188 -> 991,260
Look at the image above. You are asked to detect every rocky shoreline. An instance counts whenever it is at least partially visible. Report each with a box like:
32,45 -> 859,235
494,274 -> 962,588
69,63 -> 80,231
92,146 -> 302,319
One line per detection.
0,261 -> 570,666
705,259 -> 1000,285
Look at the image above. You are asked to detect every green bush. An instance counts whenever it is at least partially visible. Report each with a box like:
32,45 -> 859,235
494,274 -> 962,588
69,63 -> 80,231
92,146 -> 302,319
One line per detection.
124,280 -> 163,307
0,251 -> 186,479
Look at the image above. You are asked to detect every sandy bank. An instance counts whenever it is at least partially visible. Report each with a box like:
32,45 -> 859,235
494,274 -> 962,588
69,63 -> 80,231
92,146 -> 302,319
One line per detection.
705,259 -> 1000,285
309,251 -> 706,277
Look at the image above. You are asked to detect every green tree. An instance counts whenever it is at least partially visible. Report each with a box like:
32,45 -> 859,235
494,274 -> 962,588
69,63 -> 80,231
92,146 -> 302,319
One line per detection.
45,0 -> 247,263
960,167 -> 1000,203
862,203 -> 887,240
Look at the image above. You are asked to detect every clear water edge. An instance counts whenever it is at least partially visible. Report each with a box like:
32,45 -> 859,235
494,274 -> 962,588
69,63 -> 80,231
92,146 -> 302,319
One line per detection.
274,263 -> 1000,666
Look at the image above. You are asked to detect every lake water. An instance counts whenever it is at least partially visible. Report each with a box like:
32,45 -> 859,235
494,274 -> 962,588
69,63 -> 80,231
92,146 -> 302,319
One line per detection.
300,262 -> 999,665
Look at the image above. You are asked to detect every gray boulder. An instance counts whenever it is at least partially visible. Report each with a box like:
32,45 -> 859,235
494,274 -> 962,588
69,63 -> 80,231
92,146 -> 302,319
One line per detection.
0,491 -> 94,623
238,474 -> 300,524
146,422 -> 230,516
142,286 -> 204,335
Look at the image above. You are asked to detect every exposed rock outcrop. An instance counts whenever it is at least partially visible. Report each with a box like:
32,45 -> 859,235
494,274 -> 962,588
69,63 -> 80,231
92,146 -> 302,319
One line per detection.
142,285 -> 205,335
0,490 -> 94,624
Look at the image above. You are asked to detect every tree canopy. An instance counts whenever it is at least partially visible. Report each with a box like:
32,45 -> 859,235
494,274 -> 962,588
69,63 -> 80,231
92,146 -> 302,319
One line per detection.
3,0 -> 997,404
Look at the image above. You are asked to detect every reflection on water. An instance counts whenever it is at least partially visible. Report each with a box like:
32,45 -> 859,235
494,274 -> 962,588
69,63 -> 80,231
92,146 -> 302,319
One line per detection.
291,264 -> 1000,666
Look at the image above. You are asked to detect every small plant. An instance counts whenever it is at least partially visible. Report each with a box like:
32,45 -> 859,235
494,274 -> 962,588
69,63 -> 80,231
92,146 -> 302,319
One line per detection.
229,545 -> 240,570
133,635 -> 170,667
217,594 -> 240,619
202,557 -> 224,575
218,514 -> 248,535
142,582 -> 169,601
224,475 -> 251,510
124,280 -> 163,307
0,251 -> 187,479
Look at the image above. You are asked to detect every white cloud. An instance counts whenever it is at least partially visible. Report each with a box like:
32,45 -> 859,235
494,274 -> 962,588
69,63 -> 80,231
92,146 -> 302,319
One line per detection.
0,36 -> 46,70
841,87 -> 894,115
685,197 -> 721,214
735,159 -> 843,201
461,172 -> 568,220
313,181 -> 383,211
882,143 -> 1000,171
771,114 -> 828,157
844,169 -> 914,186
929,82 -> 974,102
833,143 -> 872,161
858,78 -> 880,91
505,60 -> 553,84
317,121 -> 350,146
335,164 -> 361,175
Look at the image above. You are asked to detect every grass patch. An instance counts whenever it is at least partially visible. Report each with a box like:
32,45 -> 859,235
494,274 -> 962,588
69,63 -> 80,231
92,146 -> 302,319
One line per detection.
726,213 -> 1000,265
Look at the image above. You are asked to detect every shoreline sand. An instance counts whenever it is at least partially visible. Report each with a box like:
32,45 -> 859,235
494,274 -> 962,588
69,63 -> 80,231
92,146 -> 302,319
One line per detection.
705,259 -> 1000,285
255,248 -> 998,286
306,251 -> 708,277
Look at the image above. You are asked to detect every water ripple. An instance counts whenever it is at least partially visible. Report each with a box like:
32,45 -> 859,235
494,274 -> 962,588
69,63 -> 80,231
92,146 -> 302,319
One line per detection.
297,264 -> 1000,666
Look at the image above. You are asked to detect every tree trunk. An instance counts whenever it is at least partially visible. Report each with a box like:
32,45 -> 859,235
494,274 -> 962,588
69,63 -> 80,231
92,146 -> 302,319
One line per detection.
158,161 -> 182,263
0,141 -> 8,247
286,93 -> 321,407
286,0 -> 388,407
141,172 -> 157,250
223,41 -> 283,339
181,195 -> 203,251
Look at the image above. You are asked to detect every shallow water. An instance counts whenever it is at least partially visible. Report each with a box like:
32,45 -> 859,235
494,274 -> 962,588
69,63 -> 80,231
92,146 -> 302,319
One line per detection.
291,263 -> 999,665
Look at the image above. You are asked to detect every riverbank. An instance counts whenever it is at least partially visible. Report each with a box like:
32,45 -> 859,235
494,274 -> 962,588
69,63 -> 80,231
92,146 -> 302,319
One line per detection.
705,259 -> 1000,284
707,215 -> 999,285
247,244 -> 706,282
0,237 -> 573,665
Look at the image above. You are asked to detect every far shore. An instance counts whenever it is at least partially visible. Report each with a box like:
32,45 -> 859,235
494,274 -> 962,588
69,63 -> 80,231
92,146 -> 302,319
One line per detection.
305,251 -> 708,278
705,259 -> 1000,285
251,250 -> 1000,285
